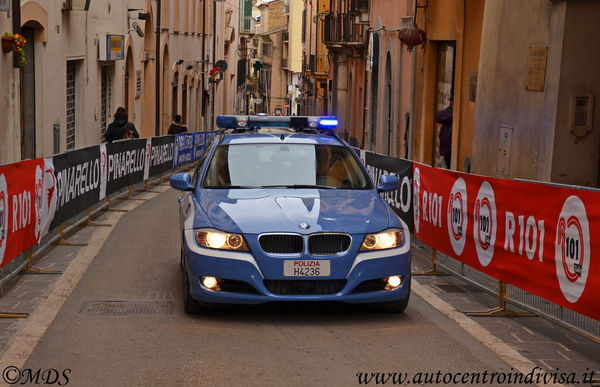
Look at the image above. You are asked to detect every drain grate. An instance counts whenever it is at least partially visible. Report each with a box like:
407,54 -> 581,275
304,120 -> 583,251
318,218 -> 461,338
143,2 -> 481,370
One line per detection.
435,284 -> 467,293
80,300 -> 173,316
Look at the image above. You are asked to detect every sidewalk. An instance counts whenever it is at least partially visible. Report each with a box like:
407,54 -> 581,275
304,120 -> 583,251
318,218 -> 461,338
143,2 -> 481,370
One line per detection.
0,189 -> 599,386
0,185 -> 171,355
411,239 -> 600,386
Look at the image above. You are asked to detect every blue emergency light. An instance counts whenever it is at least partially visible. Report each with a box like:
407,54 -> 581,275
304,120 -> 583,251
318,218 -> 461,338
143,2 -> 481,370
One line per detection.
318,118 -> 339,127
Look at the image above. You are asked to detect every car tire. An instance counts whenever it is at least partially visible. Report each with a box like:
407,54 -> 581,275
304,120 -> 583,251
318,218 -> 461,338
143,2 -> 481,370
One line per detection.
183,268 -> 203,314
375,291 -> 410,313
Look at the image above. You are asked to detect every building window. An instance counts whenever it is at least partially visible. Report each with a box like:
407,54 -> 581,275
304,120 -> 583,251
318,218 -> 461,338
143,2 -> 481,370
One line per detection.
100,66 -> 114,142
262,42 -> 271,57
66,61 -> 76,150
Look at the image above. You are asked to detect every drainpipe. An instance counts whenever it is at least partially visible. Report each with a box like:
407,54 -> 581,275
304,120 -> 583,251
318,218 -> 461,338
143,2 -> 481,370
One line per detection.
155,0 -> 161,136
201,0 -> 206,131
361,29 -> 370,149
11,0 -> 21,68
211,0 -> 217,130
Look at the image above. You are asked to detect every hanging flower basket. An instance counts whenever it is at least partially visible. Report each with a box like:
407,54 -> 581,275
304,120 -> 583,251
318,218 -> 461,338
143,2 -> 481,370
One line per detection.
2,33 -> 27,67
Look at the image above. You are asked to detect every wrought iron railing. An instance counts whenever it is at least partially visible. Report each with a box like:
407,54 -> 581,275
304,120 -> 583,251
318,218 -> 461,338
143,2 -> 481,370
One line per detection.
240,15 -> 253,34
350,0 -> 368,13
323,13 -> 365,44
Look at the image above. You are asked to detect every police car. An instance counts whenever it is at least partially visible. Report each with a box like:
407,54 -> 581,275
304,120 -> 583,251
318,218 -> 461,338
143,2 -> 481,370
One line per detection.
170,115 -> 411,313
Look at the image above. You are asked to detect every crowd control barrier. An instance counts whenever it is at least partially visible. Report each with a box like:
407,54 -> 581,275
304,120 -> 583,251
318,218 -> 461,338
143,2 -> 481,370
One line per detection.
0,132 -> 218,316
355,148 -> 600,338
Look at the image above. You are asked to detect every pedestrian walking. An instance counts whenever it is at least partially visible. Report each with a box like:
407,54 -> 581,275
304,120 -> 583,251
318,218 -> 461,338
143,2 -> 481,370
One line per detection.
435,97 -> 453,169
168,114 -> 188,134
105,107 -> 140,143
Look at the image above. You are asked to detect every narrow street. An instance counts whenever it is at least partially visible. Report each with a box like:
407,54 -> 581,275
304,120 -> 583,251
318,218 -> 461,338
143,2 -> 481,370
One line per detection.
19,189 -> 511,386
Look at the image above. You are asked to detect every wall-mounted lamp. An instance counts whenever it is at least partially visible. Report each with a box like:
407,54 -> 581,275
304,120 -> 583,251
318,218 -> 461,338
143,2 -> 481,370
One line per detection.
186,65 -> 194,70
176,59 -> 184,65
130,22 -> 144,37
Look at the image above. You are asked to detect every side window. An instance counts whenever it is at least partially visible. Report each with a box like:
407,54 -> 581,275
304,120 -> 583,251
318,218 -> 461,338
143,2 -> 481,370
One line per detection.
191,145 -> 212,186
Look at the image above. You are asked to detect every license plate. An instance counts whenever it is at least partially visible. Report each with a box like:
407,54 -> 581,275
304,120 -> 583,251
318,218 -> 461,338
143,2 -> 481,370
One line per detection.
283,260 -> 330,277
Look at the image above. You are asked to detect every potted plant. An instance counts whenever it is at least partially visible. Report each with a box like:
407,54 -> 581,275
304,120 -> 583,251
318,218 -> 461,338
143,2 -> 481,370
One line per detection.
2,33 -> 27,67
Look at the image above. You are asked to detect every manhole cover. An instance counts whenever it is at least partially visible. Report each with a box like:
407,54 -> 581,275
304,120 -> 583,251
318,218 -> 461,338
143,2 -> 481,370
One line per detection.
80,300 -> 173,316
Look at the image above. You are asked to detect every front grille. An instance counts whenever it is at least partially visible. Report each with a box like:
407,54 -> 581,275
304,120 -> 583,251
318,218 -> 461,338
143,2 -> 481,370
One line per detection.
308,234 -> 351,255
259,234 -> 304,254
264,280 -> 346,295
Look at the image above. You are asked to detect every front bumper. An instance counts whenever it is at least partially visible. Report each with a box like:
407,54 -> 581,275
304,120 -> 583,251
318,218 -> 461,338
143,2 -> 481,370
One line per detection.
183,229 -> 411,305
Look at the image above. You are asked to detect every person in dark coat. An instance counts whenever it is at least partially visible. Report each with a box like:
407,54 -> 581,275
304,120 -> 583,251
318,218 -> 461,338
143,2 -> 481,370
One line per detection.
435,97 -> 453,169
168,114 -> 188,134
105,107 -> 139,143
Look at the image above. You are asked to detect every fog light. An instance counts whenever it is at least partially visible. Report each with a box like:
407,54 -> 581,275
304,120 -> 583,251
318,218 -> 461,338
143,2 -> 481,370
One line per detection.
385,275 -> 402,291
202,276 -> 220,291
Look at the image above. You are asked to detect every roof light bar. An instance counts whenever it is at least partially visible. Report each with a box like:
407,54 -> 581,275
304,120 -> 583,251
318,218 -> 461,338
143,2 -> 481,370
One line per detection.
215,115 -> 339,131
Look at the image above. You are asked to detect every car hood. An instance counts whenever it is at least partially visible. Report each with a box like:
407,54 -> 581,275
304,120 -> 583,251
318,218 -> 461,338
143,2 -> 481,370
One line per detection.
198,189 -> 390,234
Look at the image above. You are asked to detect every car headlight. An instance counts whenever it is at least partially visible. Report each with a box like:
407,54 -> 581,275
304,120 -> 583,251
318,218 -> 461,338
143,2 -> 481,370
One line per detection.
360,229 -> 404,251
195,229 -> 249,251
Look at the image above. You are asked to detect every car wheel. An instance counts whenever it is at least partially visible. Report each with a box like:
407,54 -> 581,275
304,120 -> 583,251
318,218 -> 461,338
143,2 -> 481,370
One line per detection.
376,291 -> 410,313
183,268 -> 203,314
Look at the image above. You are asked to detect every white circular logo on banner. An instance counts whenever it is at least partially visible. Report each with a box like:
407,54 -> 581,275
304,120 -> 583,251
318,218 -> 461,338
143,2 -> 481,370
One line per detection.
473,182 -> 497,267
447,177 -> 468,255
555,195 -> 590,303
0,174 -> 8,263
413,167 -> 421,233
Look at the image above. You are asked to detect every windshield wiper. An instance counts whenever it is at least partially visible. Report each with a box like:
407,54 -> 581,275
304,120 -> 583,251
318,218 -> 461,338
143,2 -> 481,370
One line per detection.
259,184 -> 337,189
208,185 -> 261,189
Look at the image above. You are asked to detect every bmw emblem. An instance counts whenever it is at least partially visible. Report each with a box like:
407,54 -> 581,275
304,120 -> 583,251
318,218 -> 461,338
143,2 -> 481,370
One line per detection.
299,222 -> 310,230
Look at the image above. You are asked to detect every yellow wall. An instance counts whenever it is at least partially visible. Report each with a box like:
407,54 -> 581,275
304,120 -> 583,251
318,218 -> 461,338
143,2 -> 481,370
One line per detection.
413,0 -> 484,171
288,0 -> 303,73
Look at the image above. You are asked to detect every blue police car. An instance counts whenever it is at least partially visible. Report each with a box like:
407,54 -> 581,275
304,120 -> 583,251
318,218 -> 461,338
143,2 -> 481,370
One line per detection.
170,115 -> 411,313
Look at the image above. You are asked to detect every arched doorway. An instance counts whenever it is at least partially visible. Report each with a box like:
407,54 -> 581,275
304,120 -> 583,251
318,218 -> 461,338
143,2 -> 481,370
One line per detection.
347,72 -> 353,143
124,46 -> 134,115
383,52 -> 392,155
20,26 -> 36,159
162,44 -> 170,134
182,75 -> 188,125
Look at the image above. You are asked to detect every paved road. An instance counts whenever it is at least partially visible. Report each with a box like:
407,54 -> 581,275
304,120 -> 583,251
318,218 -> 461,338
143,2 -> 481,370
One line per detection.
19,189 -> 514,386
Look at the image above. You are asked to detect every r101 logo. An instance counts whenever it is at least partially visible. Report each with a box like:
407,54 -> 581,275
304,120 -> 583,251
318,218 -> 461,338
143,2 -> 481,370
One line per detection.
504,212 -> 545,261
558,216 -> 584,281
479,215 -> 490,234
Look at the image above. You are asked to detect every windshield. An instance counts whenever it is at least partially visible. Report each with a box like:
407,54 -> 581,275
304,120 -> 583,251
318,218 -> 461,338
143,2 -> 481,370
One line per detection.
202,144 -> 372,190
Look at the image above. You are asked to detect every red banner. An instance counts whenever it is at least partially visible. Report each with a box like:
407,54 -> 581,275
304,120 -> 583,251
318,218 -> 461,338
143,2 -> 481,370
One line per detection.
0,159 -> 45,268
413,163 -> 600,321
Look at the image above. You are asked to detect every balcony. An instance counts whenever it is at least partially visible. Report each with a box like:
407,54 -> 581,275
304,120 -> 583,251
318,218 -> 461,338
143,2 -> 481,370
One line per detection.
240,15 -> 253,34
350,0 -> 368,13
323,13 -> 366,47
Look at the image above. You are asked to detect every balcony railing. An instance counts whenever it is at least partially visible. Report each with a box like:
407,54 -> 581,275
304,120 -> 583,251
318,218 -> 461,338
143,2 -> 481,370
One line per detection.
323,13 -> 365,45
350,0 -> 369,13
240,15 -> 253,34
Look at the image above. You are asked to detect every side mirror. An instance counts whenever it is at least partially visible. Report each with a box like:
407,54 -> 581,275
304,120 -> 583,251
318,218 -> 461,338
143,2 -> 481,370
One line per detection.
377,174 -> 400,193
170,173 -> 194,191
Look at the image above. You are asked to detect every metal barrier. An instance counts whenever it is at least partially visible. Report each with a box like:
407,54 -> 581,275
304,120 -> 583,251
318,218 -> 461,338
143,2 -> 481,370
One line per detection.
414,239 -> 600,340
